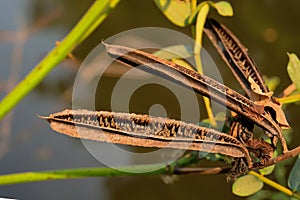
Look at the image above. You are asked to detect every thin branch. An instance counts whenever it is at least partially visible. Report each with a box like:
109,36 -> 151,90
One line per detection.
0,146 -> 300,185
176,146 -> 300,176
173,166 -> 231,175
278,94 -> 300,105
249,171 -> 300,199
280,83 -> 296,98
0,152 -> 198,185
258,146 -> 300,168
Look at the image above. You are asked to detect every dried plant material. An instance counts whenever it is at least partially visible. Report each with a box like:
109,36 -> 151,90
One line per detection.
281,83 -> 296,98
42,18 -> 293,180
104,42 -> 285,152
42,109 -> 279,179
41,109 -> 261,180
203,18 -> 289,152
41,109 -> 251,164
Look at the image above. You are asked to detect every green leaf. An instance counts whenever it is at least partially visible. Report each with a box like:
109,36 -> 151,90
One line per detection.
188,1 -> 233,24
232,174 -> 264,196
275,162 -> 288,186
153,45 -> 193,59
248,190 -> 291,200
287,53 -> 300,92
259,149 -> 278,175
247,190 -> 273,200
259,165 -> 276,176
211,1 -> 234,16
283,128 -> 293,145
263,75 -> 280,92
288,155 -> 300,192
154,0 -> 192,27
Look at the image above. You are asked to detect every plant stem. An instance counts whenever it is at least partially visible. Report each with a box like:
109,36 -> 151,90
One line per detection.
261,146 -> 300,168
248,171 -> 300,199
0,0 -> 120,120
193,3 -> 217,126
281,83 -> 296,97
0,152 -> 198,185
278,94 -> 300,105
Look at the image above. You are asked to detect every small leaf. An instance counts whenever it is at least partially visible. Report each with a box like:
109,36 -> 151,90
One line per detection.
263,75 -> 280,92
248,190 -> 289,200
275,163 -> 288,186
232,174 -> 264,196
212,1 -> 234,16
271,192 -> 294,200
288,154 -> 300,192
287,53 -> 300,92
259,149 -> 278,175
153,45 -> 193,59
283,128 -> 293,145
188,1 -> 233,25
259,165 -> 276,176
154,0 -> 191,27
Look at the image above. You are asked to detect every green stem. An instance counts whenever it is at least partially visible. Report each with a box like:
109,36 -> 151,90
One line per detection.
193,3 -> 216,127
0,152 -> 198,185
278,94 -> 300,105
191,0 -> 197,11
249,171 -> 300,199
0,0 -> 120,120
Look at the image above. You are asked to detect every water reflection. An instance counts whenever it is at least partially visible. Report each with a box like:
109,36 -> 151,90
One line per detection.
0,0 -> 300,199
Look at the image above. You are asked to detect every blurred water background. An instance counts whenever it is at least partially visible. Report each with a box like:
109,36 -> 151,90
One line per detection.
0,0 -> 300,199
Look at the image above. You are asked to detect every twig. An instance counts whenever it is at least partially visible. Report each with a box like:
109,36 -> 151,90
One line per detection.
278,94 -> 300,105
249,171 -> 300,199
257,146 -> 300,168
173,166 -> 231,175
0,147 -> 300,186
175,146 -> 300,176
280,83 -> 296,98
0,152 -> 198,185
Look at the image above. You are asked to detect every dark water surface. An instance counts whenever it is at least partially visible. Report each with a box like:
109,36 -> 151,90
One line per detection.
0,0 -> 300,199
